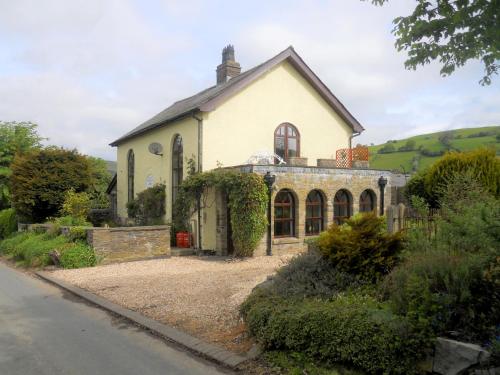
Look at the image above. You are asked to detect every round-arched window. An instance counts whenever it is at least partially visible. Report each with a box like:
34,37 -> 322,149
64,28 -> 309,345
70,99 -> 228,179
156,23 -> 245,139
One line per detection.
172,135 -> 183,206
274,123 -> 300,162
306,190 -> 324,235
274,190 -> 295,237
333,189 -> 352,225
359,190 -> 376,213
127,149 -> 135,203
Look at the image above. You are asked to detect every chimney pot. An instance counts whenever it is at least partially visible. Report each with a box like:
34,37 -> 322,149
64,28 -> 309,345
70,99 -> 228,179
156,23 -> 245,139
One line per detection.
217,44 -> 241,85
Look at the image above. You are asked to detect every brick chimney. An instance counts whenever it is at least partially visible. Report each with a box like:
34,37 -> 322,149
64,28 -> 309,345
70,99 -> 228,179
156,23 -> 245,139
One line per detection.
216,45 -> 241,85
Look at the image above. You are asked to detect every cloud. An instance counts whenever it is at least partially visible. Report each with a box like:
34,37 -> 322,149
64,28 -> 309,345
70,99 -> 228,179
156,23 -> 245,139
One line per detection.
0,0 -> 498,160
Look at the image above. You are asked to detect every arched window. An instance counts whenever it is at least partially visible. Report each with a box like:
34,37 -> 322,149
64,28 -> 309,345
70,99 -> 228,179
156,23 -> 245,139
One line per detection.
334,189 -> 352,225
306,190 -> 324,235
172,135 -> 183,206
359,190 -> 376,213
274,190 -> 295,237
127,150 -> 134,203
274,123 -> 300,162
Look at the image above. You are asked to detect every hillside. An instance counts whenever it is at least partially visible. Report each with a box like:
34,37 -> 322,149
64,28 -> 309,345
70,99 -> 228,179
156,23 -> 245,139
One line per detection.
367,126 -> 500,173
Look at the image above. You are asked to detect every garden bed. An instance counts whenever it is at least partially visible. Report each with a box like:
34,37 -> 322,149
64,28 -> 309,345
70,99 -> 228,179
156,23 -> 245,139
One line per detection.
47,255 -> 291,353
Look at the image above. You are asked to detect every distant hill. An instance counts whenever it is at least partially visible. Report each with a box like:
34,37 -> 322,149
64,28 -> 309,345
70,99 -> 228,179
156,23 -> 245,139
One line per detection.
105,160 -> 117,175
368,126 -> 500,173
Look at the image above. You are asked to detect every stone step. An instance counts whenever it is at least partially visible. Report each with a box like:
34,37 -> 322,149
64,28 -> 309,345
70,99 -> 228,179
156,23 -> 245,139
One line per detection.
171,248 -> 196,256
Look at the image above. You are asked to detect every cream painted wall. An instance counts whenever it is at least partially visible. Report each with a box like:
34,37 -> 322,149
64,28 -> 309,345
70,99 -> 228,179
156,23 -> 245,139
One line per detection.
202,60 -> 354,170
116,116 -> 198,220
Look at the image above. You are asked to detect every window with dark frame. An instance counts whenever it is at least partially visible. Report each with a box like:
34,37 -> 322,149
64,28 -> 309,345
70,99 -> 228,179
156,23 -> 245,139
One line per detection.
306,190 -> 324,235
359,190 -> 376,213
127,149 -> 134,203
333,189 -> 352,225
274,190 -> 295,237
274,123 -> 300,162
172,135 -> 183,207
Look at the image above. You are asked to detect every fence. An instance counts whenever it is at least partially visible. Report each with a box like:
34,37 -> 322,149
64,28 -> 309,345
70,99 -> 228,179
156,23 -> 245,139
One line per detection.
387,204 -> 440,236
335,145 -> 369,168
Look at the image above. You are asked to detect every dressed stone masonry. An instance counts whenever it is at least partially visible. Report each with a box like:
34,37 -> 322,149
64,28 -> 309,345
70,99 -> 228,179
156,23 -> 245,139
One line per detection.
86,225 -> 170,264
211,165 -> 405,256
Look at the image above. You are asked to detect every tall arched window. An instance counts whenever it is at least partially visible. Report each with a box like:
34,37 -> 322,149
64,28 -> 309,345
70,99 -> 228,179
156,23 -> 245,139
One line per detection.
334,189 -> 352,225
274,123 -> 300,162
359,190 -> 376,213
306,190 -> 324,235
172,135 -> 183,206
274,190 -> 295,237
127,149 -> 134,203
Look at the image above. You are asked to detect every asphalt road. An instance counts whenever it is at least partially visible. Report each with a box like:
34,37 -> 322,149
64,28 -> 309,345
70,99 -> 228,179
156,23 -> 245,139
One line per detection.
0,262 -> 228,375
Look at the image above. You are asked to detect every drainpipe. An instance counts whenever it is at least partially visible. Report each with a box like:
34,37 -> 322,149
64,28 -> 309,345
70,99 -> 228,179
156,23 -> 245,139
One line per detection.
192,112 -> 203,250
263,172 -> 276,256
349,132 -> 361,149
192,112 -> 203,173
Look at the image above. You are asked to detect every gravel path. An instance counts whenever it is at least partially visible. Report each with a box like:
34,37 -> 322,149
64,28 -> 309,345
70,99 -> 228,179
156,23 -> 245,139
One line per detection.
49,256 -> 291,353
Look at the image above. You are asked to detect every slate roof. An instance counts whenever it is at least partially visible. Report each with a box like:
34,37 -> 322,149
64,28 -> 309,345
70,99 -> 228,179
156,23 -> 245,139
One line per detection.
110,46 -> 364,146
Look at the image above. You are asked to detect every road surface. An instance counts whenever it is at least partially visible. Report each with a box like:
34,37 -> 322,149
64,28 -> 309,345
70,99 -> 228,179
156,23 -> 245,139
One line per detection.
0,262 -> 228,375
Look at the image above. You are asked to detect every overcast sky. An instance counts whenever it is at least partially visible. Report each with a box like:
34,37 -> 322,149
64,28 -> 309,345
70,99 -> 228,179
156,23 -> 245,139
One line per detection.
1,0 -> 498,160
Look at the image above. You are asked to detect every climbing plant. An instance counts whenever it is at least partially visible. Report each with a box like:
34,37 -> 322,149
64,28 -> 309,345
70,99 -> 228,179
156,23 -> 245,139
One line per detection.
173,170 -> 267,257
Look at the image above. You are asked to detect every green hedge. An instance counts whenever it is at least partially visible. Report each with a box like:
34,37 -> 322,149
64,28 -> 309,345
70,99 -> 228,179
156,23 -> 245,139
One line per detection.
0,231 -> 96,269
0,208 -> 17,239
241,290 -> 432,375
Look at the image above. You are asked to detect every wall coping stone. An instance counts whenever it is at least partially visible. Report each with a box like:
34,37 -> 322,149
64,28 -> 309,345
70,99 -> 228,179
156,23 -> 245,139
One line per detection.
88,225 -> 170,233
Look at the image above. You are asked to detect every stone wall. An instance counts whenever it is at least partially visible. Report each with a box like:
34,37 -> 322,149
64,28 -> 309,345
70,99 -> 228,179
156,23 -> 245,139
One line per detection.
216,165 -> 407,256
87,225 -> 170,264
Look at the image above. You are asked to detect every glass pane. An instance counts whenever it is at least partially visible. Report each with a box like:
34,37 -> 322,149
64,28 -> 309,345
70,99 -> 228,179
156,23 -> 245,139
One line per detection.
277,126 -> 285,136
275,137 -> 285,158
312,205 -> 321,217
275,221 -> 283,236
275,207 -> 283,218
282,206 -> 291,218
306,205 -> 313,218
288,138 -> 297,157
287,126 -> 296,136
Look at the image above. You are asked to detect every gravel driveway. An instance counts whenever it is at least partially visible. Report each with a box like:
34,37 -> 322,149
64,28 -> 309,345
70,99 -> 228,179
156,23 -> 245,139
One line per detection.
49,256 -> 291,353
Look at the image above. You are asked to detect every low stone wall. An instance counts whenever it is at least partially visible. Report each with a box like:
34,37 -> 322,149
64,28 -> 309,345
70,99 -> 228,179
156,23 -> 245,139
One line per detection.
87,225 -> 170,264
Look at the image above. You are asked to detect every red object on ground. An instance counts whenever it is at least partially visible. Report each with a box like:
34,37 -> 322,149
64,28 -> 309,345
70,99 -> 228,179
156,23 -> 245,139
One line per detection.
175,232 -> 190,248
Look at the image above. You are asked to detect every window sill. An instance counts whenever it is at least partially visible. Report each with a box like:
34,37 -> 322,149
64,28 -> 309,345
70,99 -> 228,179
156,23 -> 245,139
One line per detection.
273,237 -> 301,245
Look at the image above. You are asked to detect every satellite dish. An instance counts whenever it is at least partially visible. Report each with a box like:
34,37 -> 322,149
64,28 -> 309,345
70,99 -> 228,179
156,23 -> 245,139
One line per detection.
148,142 -> 163,156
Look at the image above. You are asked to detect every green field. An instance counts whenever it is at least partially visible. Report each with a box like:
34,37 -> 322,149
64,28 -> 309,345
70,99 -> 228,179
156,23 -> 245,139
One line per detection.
368,126 -> 500,173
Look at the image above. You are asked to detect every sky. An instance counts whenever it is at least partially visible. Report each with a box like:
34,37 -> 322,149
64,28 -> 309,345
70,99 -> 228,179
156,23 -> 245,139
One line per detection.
0,0 -> 498,161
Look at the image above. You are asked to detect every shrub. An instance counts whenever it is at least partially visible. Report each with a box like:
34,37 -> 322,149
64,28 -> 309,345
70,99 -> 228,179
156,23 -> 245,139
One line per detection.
267,250 -> 366,299
424,149 -> 500,206
0,232 -> 70,267
59,242 -> 96,269
53,215 -> 91,227
60,189 -> 91,220
10,147 -> 93,222
316,213 -> 405,281
241,291 -> 432,375
0,208 -> 17,239
67,226 -> 88,242
127,184 -> 166,225
382,251 -> 499,343
436,175 -> 500,254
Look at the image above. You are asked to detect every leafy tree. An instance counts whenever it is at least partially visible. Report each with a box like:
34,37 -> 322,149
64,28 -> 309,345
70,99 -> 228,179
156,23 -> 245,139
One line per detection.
0,121 -> 44,209
10,148 -> 93,222
377,142 -> 396,154
86,156 -> 112,209
398,139 -> 416,151
367,0 -> 500,85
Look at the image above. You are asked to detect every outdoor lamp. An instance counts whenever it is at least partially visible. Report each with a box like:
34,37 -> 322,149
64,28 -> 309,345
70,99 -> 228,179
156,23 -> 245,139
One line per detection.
378,176 -> 388,216
263,172 -> 276,256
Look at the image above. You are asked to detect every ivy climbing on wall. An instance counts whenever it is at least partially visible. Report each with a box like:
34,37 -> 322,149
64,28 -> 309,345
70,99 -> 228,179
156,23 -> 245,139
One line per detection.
173,170 -> 267,257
